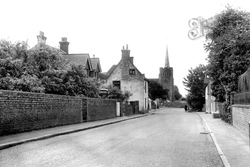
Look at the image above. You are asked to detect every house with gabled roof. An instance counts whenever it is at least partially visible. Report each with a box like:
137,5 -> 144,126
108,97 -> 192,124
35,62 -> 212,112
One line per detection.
103,45 -> 149,111
31,31 -> 102,81
61,53 -> 93,76
59,37 -> 102,78
90,56 -> 102,79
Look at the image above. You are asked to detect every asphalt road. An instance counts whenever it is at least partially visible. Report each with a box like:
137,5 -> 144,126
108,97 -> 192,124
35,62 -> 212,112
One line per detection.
0,108 -> 223,167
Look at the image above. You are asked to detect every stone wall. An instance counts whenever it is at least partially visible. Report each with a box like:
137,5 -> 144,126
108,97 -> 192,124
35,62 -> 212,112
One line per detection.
0,90 -> 82,136
87,98 -> 116,121
232,105 -> 250,136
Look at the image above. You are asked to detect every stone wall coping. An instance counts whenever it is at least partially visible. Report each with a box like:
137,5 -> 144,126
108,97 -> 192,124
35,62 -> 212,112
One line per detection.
87,97 -> 117,102
232,104 -> 250,108
0,89 -> 81,99
0,89 -> 116,102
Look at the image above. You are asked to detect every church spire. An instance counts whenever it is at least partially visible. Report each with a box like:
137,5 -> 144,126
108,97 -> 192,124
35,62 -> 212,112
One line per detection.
165,44 -> 170,68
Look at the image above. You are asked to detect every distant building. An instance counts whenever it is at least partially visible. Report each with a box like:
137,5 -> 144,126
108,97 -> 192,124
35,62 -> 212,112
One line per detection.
102,45 -> 149,111
148,45 -> 175,101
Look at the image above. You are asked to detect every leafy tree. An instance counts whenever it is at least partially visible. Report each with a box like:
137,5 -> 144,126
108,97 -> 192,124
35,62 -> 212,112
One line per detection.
183,64 -> 207,111
180,97 -> 187,101
0,40 -> 42,92
62,65 -> 100,97
148,80 -> 168,100
0,40 -> 100,97
0,40 -> 28,78
15,72 -> 44,92
101,84 -> 132,101
174,85 -> 182,100
26,43 -> 68,77
204,6 -> 250,103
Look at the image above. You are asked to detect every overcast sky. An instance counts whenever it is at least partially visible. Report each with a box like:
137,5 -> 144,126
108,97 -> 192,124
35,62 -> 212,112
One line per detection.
1,0 -> 249,96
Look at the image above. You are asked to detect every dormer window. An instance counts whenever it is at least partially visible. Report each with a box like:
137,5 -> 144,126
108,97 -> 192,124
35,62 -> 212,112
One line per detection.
129,69 -> 135,75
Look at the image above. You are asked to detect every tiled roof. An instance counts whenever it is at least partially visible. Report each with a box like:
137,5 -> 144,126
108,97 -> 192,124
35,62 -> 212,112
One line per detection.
99,72 -> 108,80
62,54 -> 92,70
106,65 -> 117,76
105,59 -> 148,80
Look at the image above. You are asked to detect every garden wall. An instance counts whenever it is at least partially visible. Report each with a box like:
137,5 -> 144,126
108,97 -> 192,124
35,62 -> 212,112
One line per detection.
231,67 -> 250,136
231,105 -> 250,136
0,90 -> 118,136
120,101 -> 140,116
0,90 -> 82,136
86,98 -> 116,121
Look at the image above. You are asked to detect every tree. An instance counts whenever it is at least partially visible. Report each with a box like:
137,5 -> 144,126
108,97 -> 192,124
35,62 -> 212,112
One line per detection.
204,6 -> 250,103
101,84 -> 132,101
0,40 -> 100,97
148,80 -> 168,100
0,40 -> 43,92
183,64 -> 207,111
62,65 -> 100,97
174,85 -> 182,100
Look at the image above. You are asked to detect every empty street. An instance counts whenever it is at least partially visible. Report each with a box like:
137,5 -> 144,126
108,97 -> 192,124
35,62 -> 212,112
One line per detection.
0,108 -> 223,167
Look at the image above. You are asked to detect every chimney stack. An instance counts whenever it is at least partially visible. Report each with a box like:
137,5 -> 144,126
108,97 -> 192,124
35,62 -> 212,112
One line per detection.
129,57 -> 134,64
59,37 -> 69,54
121,44 -> 130,59
37,31 -> 47,45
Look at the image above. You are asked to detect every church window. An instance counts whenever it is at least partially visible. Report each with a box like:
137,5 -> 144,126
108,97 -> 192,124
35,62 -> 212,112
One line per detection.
129,69 -> 135,75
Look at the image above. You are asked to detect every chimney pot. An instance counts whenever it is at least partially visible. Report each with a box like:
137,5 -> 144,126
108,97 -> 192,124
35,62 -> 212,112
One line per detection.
121,44 -> 130,59
37,31 -> 47,44
40,31 -> 44,36
61,37 -> 67,42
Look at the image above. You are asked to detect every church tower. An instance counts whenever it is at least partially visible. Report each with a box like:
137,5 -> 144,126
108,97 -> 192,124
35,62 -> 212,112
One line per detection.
159,45 -> 175,101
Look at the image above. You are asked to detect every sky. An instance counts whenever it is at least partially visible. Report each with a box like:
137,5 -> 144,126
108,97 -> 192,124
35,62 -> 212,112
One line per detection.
1,0 -> 250,96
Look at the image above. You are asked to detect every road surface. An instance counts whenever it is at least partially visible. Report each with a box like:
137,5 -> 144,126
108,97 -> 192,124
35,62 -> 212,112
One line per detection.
0,108 -> 223,167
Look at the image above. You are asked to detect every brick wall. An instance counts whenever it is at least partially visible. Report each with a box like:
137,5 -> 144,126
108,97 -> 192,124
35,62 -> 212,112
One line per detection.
120,101 -> 139,116
0,90 -> 118,136
82,98 -> 88,121
0,90 -> 82,136
87,98 -> 116,121
232,105 -> 250,136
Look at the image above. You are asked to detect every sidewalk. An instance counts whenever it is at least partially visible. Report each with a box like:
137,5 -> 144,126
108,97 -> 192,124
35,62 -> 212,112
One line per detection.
0,112 -> 153,150
197,112 -> 250,167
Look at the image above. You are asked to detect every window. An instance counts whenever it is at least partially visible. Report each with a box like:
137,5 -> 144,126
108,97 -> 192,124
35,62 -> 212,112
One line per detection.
113,81 -> 121,90
129,69 -> 135,75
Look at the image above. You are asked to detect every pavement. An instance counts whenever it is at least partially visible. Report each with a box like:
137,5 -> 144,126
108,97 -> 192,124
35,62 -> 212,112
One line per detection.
197,112 -> 250,167
1,108 -> 250,167
0,111 -> 155,150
